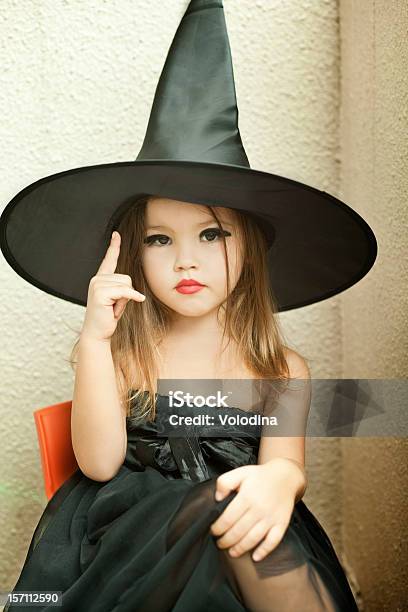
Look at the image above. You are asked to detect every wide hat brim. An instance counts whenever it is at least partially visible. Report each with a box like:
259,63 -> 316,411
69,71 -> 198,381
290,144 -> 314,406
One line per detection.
0,158 -> 377,312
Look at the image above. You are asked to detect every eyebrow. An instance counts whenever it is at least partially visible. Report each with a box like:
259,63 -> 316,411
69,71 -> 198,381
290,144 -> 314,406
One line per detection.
146,220 -> 233,230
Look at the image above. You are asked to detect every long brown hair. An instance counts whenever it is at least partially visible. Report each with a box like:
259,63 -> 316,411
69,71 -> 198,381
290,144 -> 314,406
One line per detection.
69,194 -> 293,421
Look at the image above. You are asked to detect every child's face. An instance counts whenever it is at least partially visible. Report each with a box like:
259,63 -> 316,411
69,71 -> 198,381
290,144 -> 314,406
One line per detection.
142,197 -> 243,318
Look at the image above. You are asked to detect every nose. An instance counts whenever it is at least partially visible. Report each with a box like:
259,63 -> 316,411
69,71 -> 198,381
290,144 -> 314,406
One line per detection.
173,239 -> 200,272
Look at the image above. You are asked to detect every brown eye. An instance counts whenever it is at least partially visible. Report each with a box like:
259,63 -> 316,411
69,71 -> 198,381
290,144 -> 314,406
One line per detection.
144,234 -> 169,246
201,228 -> 231,242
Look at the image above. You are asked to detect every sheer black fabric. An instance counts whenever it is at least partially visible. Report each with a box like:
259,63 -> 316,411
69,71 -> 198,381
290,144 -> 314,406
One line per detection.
5,385 -> 358,611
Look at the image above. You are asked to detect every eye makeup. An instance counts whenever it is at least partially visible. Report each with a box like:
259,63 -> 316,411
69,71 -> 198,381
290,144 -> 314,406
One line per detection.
143,227 -> 231,246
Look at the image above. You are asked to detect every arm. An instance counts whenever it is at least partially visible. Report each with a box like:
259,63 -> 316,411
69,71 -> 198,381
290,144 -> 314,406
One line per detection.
210,349 -> 311,560
257,348 -> 310,502
71,335 -> 127,482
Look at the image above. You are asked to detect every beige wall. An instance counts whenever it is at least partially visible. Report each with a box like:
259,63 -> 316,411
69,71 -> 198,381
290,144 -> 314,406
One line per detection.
0,1 -> 406,610
340,1 -> 408,610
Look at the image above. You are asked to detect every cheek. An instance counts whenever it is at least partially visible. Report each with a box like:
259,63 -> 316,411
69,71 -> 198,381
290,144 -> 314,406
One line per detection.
209,247 -> 242,291
224,242 -> 243,282
141,250 -> 167,286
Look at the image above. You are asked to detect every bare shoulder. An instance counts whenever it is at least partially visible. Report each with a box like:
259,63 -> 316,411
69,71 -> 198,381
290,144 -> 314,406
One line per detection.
282,346 -> 311,380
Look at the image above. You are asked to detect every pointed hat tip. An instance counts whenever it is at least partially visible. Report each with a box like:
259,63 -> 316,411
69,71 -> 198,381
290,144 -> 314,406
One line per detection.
186,0 -> 224,14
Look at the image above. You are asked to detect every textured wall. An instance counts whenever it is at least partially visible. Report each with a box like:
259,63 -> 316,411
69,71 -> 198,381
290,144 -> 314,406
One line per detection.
339,1 -> 408,610
1,0 -> 398,608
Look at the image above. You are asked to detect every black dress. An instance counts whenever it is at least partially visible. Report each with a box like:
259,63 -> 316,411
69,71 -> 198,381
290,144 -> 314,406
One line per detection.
5,390 -> 359,611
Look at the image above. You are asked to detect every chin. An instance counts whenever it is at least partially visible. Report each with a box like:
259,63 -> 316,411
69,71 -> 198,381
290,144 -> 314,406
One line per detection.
166,300 -> 217,318
171,307 -> 212,318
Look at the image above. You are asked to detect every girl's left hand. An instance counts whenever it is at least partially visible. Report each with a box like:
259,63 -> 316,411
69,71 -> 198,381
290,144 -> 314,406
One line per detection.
210,458 -> 302,562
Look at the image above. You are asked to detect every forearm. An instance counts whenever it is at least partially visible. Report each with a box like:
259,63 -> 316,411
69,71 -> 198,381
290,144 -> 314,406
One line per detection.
71,335 -> 126,481
262,457 -> 307,503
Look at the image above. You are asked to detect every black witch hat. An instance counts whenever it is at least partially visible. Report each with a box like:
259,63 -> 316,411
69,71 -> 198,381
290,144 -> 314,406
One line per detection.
0,0 -> 377,311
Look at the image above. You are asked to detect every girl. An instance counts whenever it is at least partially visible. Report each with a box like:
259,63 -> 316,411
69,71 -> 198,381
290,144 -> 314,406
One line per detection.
5,193 -> 359,611
1,1 -> 376,610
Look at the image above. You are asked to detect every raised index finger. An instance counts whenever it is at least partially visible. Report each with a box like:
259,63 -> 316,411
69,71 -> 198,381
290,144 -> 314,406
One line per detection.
96,231 -> 121,276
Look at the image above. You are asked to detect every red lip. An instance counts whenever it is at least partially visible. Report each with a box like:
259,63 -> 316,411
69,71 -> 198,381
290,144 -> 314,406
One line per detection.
176,279 -> 205,288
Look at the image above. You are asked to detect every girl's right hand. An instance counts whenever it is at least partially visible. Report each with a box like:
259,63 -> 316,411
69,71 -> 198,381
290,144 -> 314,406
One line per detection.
81,231 -> 146,343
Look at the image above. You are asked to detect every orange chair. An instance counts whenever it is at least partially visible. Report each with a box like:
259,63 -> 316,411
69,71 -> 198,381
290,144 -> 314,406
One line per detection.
34,401 -> 79,500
